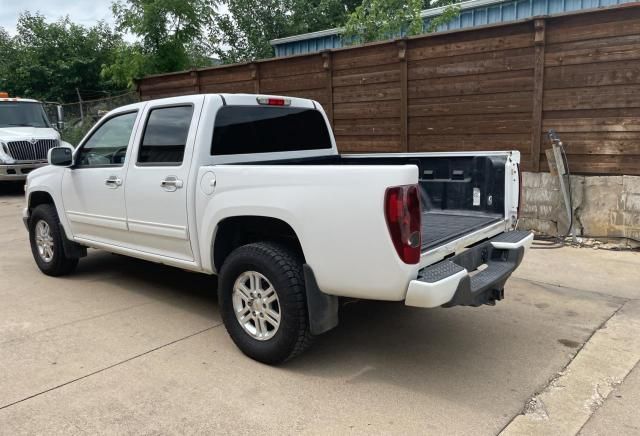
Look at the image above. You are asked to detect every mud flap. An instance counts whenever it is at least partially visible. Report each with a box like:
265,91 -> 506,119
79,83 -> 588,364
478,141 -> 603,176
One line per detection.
303,264 -> 339,335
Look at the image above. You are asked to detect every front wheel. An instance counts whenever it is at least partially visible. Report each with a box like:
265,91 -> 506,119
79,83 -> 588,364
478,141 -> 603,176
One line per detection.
218,242 -> 313,364
28,204 -> 78,276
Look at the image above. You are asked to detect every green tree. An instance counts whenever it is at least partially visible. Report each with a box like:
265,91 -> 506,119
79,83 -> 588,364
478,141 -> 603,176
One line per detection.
100,43 -> 149,89
343,0 -> 462,44
0,28 -> 16,92
1,13 -> 122,102
426,0 -> 462,32
211,0 -> 360,63
344,0 -> 423,44
106,0 -> 216,86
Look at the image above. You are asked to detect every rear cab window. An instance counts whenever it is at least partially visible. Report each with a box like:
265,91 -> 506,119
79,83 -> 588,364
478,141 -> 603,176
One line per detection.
211,106 -> 332,156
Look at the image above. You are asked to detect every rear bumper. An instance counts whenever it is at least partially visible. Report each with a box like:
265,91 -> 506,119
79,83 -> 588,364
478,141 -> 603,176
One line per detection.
405,231 -> 533,308
0,163 -> 45,181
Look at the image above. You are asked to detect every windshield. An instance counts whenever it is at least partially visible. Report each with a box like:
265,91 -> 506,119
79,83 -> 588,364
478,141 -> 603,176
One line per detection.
0,102 -> 51,128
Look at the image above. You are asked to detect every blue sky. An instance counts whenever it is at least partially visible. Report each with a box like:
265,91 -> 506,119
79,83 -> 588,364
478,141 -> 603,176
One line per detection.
0,0 -> 117,34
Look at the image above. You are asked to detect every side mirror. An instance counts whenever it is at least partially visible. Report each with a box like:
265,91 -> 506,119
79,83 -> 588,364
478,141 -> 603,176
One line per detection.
48,146 -> 74,167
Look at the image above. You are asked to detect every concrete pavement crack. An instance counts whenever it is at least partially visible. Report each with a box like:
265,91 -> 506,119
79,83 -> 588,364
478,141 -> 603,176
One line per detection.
0,322 -> 223,411
576,360 -> 640,435
498,301 -> 630,435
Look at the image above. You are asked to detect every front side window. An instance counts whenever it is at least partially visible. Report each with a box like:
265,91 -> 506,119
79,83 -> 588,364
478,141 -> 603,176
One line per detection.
138,105 -> 193,165
75,111 -> 137,168
211,107 -> 332,156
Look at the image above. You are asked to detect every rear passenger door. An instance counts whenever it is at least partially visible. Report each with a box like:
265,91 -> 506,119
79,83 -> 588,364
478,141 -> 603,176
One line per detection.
124,96 -> 203,261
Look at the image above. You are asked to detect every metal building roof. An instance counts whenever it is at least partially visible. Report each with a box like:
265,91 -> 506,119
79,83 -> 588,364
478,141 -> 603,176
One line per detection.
271,0 -> 636,57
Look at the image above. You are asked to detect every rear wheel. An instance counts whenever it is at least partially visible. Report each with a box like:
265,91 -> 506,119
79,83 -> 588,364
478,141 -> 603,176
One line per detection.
29,204 -> 78,276
218,242 -> 313,364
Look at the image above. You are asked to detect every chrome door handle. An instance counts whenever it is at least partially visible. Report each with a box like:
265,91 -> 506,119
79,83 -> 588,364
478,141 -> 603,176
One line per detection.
161,176 -> 183,192
105,176 -> 122,188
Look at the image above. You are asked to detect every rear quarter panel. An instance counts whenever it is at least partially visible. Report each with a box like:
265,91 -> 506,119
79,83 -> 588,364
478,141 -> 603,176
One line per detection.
196,164 -> 420,301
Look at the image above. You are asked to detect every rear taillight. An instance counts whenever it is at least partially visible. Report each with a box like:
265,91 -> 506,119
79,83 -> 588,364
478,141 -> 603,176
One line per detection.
385,185 -> 422,264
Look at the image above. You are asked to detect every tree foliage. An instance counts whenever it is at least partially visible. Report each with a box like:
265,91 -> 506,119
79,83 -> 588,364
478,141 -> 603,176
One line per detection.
426,0 -> 462,32
343,0 -> 462,44
344,0 -> 423,43
104,0 -> 217,87
0,13 -> 122,102
211,0 -> 360,63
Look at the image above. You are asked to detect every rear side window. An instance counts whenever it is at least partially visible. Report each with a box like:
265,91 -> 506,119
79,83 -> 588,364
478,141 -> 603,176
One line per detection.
211,106 -> 332,156
138,105 -> 193,165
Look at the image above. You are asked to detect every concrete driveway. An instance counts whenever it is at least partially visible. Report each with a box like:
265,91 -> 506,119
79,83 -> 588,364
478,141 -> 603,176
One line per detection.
1,182 -> 638,435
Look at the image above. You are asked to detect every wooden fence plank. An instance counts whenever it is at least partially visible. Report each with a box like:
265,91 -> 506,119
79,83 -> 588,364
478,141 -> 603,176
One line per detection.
409,91 -> 533,116
545,59 -> 640,89
409,28 -> 533,61
408,70 -> 534,98
543,85 -> 640,111
545,34 -> 640,67
409,113 -> 532,135
408,47 -> 534,80
333,63 -> 400,87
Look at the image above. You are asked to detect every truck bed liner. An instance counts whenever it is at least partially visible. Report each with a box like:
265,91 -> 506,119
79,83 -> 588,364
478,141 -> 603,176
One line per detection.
421,212 -> 501,251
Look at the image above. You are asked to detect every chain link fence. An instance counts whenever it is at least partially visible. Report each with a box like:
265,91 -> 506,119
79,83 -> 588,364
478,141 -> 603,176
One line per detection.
44,92 -> 139,145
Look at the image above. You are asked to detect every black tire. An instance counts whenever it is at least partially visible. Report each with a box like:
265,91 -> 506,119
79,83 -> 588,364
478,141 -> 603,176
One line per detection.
29,204 -> 79,276
218,242 -> 313,364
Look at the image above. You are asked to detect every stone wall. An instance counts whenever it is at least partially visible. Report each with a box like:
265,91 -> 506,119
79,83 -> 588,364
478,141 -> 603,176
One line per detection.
519,173 -> 640,243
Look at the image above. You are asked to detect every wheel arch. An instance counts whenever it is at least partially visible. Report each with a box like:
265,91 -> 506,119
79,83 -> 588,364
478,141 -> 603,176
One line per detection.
28,190 -> 55,212
212,215 -> 305,273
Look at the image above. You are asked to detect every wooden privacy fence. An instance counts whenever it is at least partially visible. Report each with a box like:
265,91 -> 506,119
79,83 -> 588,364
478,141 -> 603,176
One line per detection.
137,3 -> 640,175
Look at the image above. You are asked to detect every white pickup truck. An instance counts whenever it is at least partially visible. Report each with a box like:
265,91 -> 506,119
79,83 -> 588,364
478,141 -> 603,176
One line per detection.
23,94 -> 532,364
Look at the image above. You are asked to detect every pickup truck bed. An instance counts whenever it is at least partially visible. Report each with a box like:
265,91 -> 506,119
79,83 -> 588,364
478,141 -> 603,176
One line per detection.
251,152 -> 512,256
421,211 -> 501,250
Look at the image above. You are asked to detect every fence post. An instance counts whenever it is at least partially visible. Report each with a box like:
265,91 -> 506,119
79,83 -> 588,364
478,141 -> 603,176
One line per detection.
321,51 -> 334,127
75,88 -> 84,122
398,39 -> 408,152
250,63 -> 260,94
191,68 -> 201,93
530,19 -> 546,172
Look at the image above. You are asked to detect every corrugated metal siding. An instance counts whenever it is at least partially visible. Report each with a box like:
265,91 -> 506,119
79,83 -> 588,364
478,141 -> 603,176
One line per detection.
273,0 -> 636,56
427,0 -> 635,31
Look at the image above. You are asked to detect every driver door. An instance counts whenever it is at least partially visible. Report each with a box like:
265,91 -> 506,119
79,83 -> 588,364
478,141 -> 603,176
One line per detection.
61,109 -> 141,245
